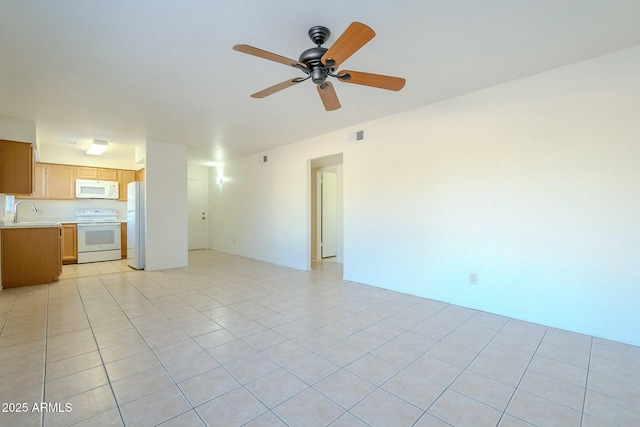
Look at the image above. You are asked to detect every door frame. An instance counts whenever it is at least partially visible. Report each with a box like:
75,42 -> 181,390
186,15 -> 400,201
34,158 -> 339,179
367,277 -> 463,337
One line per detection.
308,153 -> 343,269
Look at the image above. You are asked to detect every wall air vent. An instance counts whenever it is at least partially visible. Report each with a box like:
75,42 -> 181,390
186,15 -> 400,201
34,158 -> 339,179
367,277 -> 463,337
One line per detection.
348,129 -> 366,142
258,154 -> 268,165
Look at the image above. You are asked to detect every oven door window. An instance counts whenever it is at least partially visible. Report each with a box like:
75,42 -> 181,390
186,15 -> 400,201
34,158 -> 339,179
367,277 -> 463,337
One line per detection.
78,225 -> 121,252
85,230 -> 115,246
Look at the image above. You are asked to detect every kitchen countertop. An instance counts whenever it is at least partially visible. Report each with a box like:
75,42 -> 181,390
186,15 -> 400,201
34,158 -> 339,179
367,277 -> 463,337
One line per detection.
0,221 -> 62,229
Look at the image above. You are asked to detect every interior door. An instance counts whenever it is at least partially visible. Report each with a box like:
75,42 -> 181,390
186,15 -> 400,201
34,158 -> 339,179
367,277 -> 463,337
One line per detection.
321,170 -> 338,258
187,179 -> 208,250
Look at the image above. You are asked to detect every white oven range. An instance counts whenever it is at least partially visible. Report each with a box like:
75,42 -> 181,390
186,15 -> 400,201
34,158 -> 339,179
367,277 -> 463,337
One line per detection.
75,208 -> 122,263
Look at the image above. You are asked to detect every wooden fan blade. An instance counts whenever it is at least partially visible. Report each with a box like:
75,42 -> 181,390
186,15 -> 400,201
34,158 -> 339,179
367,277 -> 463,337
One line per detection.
339,70 -> 406,91
321,22 -> 375,68
233,44 -> 306,68
251,78 -> 304,98
317,82 -> 341,111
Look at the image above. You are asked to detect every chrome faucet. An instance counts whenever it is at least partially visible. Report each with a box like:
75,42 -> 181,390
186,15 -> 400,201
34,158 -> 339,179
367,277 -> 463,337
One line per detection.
13,200 -> 38,223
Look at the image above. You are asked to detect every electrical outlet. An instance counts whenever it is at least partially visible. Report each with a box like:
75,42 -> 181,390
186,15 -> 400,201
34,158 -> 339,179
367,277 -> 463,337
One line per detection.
469,273 -> 478,285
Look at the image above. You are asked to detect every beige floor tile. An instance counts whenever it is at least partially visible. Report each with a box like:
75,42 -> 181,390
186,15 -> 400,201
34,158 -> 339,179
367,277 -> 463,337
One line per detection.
193,328 -> 238,349
225,352 -> 279,384
497,414 -> 536,426
120,385 -> 192,427
382,369 -> 446,410
72,408 -> 124,427
583,389 -> 640,426
246,368 -> 308,408
451,370 -> 515,410
153,338 -> 203,365
518,369 -> 585,410
47,338 -> 98,363
580,413 -> 619,427
243,328 -> 288,351
207,338 -> 257,365
178,366 -> 241,406
467,354 -> 525,387
428,389 -> 502,427
44,365 -> 108,402
243,411 -> 288,427
329,412 -> 370,427
45,350 -> 102,381
196,387 -> 267,426
157,410 -> 206,427
99,337 -> 150,363
0,350 -> 45,377
314,368 -> 376,409
293,330 -> 337,351
507,389 -> 582,427
481,341 -> 534,369
286,353 -> 340,385
346,354 -> 400,386
408,354 -> 464,386
104,351 -> 161,381
413,412 -> 454,427
260,339 -> 310,366
273,387 -> 345,427
589,353 -> 640,382
44,384 -> 117,427
351,388 -> 423,427
535,341 -> 590,368
528,354 -> 587,387
163,350 -> 219,382
316,340 -> 366,367
370,340 -> 421,367
340,330 -> 387,352
587,369 -> 640,404
111,365 -> 174,405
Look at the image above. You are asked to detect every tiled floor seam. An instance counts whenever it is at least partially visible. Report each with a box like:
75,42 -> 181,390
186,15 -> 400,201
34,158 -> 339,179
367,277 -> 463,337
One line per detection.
74,277 -> 127,427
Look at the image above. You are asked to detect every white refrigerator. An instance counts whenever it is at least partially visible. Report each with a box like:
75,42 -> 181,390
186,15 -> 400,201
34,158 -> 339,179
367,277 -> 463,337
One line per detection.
127,181 -> 145,269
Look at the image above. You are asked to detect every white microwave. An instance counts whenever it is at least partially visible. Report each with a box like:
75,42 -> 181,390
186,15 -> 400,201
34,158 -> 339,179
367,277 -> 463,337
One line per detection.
75,179 -> 119,199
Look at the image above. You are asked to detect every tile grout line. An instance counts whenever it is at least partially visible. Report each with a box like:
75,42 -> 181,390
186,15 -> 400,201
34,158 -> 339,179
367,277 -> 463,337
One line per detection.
579,336 -> 593,427
495,326 -> 549,426
74,276 -> 128,427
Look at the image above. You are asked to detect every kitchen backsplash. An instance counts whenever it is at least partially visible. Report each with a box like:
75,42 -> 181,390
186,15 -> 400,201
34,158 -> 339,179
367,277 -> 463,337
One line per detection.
5,198 -> 127,222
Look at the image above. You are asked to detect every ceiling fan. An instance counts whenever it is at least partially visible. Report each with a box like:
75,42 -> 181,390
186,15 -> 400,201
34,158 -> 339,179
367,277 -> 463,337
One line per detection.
233,22 -> 406,111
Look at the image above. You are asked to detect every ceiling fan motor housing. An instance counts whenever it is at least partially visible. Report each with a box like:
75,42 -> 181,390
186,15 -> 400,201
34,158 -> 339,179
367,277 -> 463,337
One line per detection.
299,46 -> 330,84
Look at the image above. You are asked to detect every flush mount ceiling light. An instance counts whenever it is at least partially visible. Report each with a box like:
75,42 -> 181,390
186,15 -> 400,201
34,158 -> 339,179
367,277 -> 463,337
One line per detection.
86,139 -> 108,155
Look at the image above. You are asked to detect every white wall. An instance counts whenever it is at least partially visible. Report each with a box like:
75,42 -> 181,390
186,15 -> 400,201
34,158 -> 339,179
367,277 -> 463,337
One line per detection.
0,116 -> 36,143
38,146 -> 140,170
211,45 -> 640,346
145,140 -> 188,270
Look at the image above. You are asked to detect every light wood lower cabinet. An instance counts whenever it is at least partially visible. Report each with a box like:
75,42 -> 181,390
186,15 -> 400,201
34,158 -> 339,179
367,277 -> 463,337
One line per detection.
1,227 -> 62,288
61,223 -> 78,264
121,222 -> 127,259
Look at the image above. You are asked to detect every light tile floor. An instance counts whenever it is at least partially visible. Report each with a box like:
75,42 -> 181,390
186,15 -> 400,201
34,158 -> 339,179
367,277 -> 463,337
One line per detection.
0,250 -> 639,427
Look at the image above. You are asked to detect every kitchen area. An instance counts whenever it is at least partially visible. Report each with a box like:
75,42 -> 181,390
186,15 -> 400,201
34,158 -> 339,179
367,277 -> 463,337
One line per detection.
0,138 -> 145,289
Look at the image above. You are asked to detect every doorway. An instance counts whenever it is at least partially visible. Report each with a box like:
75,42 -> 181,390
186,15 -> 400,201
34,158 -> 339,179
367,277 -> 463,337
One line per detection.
187,178 -> 208,250
310,153 -> 343,265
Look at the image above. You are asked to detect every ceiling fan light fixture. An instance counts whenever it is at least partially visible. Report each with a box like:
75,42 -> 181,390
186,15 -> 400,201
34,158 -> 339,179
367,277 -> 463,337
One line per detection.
311,68 -> 327,84
86,139 -> 108,155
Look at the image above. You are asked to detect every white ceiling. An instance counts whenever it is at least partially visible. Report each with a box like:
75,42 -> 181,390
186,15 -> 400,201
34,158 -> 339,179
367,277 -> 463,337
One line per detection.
1,1 -> 640,166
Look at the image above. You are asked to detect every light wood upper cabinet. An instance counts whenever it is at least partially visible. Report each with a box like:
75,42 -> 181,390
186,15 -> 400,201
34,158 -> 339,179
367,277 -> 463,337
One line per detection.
16,162 -> 139,200
137,168 -> 145,182
0,139 -> 34,195
47,164 -> 76,200
118,170 -> 137,201
19,162 -> 46,199
76,166 -> 118,181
